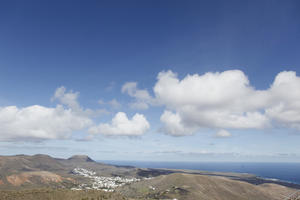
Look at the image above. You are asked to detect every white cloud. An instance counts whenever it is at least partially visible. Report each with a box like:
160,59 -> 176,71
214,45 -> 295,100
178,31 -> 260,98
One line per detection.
122,82 -> 151,100
121,82 -> 153,110
88,112 -> 150,136
0,105 -> 92,141
214,130 -> 232,138
266,71 -> 300,129
52,86 -> 80,110
52,86 -> 97,117
150,70 -> 300,136
0,86 -> 93,141
154,70 -> 270,135
160,110 -> 196,136
154,70 -> 269,111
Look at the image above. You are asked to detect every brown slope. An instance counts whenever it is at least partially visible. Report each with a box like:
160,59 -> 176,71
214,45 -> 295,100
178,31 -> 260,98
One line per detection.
0,155 -> 73,188
0,154 -> 65,174
0,154 -> 138,189
118,173 -> 296,200
6,171 -> 63,186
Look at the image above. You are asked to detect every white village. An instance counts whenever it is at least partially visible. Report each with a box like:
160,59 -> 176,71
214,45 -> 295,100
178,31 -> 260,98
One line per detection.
71,168 -> 141,192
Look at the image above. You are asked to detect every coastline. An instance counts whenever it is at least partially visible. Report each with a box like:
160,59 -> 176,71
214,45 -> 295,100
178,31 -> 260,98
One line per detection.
100,160 -> 300,189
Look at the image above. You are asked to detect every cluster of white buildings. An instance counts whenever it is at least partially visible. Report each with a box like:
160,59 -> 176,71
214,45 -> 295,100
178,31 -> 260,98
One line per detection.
71,167 -> 140,192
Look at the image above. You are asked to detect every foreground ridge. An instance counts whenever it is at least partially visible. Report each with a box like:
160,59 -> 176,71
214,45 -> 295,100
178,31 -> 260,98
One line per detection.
283,190 -> 300,200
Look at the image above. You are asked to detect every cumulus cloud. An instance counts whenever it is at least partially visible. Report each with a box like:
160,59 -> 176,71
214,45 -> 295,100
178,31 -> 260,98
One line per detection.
149,70 -> 300,136
160,110 -> 196,136
214,130 -> 232,138
0,87 -> 93,141
121,82 -> 153,110
266,71 -> 300,129
0,85 -> 150,141
154,70 -> 271,135
154,70 -> 269,111
0,105 -> 92,141
88,112 -> 150,136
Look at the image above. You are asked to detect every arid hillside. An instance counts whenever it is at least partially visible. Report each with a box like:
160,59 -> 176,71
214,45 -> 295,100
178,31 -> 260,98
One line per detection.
118,173 -> 296,200
0,154 -> 138,190
0,154 -> 298,200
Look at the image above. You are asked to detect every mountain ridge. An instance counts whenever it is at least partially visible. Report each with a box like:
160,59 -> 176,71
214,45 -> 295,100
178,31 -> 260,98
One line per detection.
67,155 -> 94,162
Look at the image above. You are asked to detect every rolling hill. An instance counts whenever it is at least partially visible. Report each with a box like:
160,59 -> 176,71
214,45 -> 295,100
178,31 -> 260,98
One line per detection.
0,154 -> 298,200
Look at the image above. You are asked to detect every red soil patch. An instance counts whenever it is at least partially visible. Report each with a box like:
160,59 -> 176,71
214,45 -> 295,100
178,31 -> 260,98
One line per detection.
6,171 -> 63,186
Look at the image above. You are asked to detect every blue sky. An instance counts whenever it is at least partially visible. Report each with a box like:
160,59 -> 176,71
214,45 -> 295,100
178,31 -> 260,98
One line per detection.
0,0 -> 300,162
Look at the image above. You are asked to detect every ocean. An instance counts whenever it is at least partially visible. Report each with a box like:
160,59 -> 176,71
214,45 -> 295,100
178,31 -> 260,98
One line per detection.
100,160 -> 300,185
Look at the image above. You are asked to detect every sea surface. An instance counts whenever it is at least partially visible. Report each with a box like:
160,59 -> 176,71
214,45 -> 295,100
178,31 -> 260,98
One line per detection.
99,160 -> 300,184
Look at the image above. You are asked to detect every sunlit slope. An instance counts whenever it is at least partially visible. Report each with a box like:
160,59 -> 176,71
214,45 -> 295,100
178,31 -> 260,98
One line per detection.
118,173 -> 295,200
